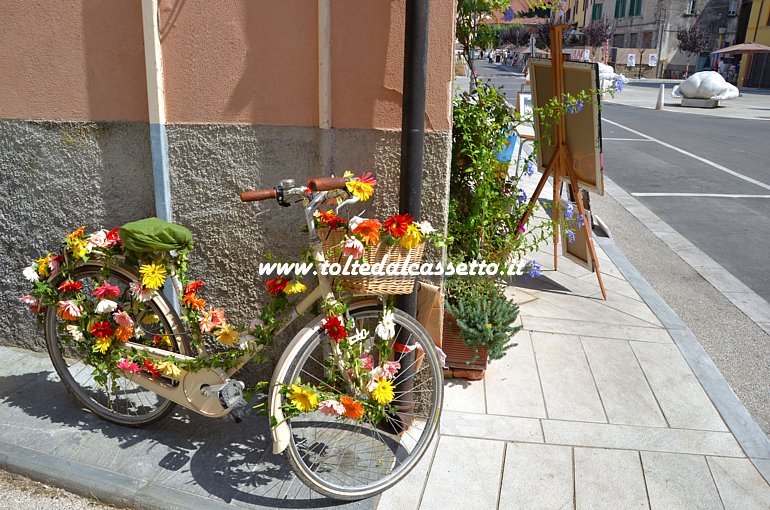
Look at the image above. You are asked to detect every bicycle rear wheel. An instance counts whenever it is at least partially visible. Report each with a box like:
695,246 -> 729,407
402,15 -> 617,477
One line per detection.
281,305 -> 443,500
45,262 -> 187,426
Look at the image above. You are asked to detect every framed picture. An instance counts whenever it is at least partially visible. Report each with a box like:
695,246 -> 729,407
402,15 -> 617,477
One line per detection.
562,207 -> 594,271
528,58 -> 605,195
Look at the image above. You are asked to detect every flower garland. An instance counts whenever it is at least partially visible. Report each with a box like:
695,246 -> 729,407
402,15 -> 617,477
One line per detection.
20,225 -> 282,386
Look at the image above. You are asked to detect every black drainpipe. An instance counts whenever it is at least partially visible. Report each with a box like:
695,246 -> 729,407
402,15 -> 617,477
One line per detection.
393,0 -> 430,430
395,0 -> 430,320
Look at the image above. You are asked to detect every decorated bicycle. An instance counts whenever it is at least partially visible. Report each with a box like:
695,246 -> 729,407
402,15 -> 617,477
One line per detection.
21,173 -> 445,500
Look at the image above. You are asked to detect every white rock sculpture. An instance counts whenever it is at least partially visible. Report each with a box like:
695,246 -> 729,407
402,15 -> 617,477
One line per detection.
671,71 -> 739,101
598,62 -> 629,85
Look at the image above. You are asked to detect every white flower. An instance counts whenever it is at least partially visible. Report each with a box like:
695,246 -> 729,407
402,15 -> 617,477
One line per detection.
66,325 -> 84,342
238,334 -> 257,350
95,299 -> 118,314
23,266 -> 39,283
348,215 -> 365,231
416,220 -> 436,235
348,328 -> 369,345
87,229 -> 109,248
375,310 -> 396,340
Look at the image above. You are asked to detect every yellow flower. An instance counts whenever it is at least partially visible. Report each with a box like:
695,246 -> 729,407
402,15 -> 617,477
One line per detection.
37,254 -> 52,277
371,378 -> 395,405
214,323 -> 240,346
398,224 -> 422,249
92,335 -> 112,354
345,180 -> 374,201
70,238 -> 90,260
284,280 -> 307,295
156,360 -> 182,378
343,170 -> 355,178
140,313 -> 160,325
139,262 -> 167,290
289,384 -> 318,413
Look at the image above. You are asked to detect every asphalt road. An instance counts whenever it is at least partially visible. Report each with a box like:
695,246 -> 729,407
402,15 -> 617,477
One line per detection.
475,60 -> 770,437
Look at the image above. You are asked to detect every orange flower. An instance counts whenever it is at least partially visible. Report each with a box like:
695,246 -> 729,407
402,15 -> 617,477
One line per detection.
115,325 -> 133,342
182,292 -> 206,311
317,210 -> 347,229
353,219 -> 382,246
340,396 -> 365,421
66,226 -> 86,240
184,280 -> 204,294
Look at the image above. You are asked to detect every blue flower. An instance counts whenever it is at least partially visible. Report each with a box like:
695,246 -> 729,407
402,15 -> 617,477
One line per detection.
564,202 -> 574,220
503,7 -> 515,22
517,189 -> 527,205
566,229 -> 576,243
527,260 -> 541,278
613,76 -> 624,92
525,160 -> 536,176
565,99 -> 584,114
577,213 -> 586,227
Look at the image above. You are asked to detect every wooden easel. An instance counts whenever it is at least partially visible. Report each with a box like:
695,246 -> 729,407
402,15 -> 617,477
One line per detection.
516,24 -> 607,300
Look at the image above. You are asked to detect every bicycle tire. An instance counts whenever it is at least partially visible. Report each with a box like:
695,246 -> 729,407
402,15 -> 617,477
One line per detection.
45,262 -> 187,427
281,305 -> 443,500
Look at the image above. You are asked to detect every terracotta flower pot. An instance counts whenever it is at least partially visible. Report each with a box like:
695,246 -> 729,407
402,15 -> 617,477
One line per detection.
442,310 -> 488,380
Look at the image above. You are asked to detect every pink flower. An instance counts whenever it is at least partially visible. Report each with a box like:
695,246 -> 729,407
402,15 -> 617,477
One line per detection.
359,353 -> 373,371
129,282 -> 154,302
342,236 -> 365,259
48,257 -> 61,278
94,281 -> 121,299
19,295 -> 43,314
517,222 -> 526,233
383,361 -> 401,378
317,399 -> 345,416
113,310 -> 134,328
117,358 -> 141,374
199,307 -> 226,333
87,230 -> 110,248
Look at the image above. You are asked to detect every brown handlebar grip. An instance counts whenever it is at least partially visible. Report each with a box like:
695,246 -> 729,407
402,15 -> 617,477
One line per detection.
308,177 -> 347,192
240,188 -> 277,202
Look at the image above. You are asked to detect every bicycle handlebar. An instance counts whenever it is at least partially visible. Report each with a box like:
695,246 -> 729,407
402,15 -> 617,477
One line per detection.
308,177 -> 347,192
240,188 -> 278,202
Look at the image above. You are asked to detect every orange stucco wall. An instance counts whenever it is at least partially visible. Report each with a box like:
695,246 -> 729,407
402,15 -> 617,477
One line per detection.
0,0 -> 454,131
0,0 -> 149,122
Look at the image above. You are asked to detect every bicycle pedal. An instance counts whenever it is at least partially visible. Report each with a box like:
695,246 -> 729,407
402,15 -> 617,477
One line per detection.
201,380 -> 247,410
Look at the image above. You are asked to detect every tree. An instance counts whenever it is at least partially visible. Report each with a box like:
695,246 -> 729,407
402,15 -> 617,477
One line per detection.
583,17 -> 614,61
499,23 -> 528,47
456,0 -> 510,84
675,23 -> 711,76
534,18 -> 568,49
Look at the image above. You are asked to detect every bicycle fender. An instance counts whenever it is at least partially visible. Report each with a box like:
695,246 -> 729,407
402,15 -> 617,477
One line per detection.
269,299 -> 380,455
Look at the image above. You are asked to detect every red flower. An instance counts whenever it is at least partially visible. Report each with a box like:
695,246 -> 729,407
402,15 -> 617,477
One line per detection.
384,213 -> 413,238
144,358 -> 160,379
266,277 -> 290,295
184,280 -> 204,295
89,321 -> 114,338
322,315 -> 348,342
93,281 -> 121,299
105,228 -> 121,247
317,210 -> 347,229
57,280 -> 83,293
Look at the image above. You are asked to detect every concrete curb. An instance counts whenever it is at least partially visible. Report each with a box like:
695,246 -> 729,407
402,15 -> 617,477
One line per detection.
0,442 -> 234,510
596,235 -> 770,485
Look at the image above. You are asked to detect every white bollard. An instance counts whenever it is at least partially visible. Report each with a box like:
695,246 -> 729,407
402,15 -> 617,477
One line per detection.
655,84 -> 665,110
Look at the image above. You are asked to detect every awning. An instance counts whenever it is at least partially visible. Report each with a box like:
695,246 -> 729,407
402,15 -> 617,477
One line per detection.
712,42 -> 770,54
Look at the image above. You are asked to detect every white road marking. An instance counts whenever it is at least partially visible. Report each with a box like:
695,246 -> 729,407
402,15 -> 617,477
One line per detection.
603,118 -> 770,192
632,193 -> 770,198
604,137 -> 652,141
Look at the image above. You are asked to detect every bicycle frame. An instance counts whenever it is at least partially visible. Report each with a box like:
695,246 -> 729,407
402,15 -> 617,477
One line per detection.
112,189 -> 349,419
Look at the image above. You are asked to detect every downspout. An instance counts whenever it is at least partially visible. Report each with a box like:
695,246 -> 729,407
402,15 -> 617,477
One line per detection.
141,0 -> 178,309
141,0 -> 172,222
393,0 -> 430,432
318,0 -> 333,176
395,0 -> 430,320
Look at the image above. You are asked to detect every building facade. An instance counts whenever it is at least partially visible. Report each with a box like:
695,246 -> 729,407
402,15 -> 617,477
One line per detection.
738,0 -> 770,87
0,0 -> 455,352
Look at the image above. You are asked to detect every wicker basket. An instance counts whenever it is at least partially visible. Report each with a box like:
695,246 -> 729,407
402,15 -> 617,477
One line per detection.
318,227 -> 426,295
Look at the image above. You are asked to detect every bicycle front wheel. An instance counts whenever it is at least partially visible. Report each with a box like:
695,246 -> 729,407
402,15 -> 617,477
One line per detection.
281,305 -> 443,500
45,262 -> 187,426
